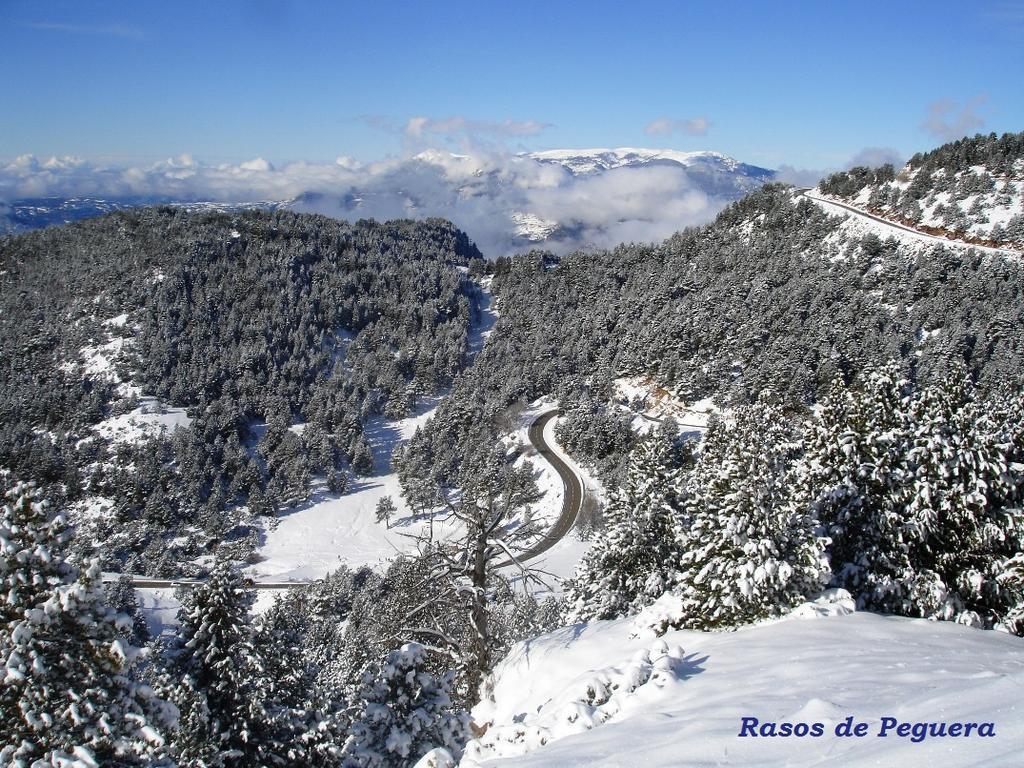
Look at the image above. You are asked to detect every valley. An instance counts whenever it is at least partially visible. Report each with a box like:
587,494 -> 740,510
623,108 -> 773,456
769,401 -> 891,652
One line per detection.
3,130 -> 1024,767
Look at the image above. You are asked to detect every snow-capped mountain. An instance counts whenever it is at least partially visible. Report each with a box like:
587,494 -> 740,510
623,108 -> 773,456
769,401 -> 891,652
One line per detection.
530,146 -> 769,180
1,148 -> 775,254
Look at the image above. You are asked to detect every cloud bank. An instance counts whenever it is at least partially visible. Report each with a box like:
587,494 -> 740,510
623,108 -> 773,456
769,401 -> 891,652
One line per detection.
774,146 -> 906,188
0,148 -> 761,255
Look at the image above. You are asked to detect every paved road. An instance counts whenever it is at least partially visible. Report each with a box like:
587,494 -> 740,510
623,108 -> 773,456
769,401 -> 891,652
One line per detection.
504,410 -> 585,566
110,577 -> 303,590
111,410 -> 585,588
801,189 -> 1022,258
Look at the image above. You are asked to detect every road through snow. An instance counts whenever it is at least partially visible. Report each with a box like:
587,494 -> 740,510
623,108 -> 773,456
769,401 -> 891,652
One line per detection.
113,410 -> 585,589
802,189 -> 1022,258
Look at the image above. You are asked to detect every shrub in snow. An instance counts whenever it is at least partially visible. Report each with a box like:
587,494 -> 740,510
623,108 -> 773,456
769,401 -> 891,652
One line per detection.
0,481 -> 175,767
785,588 -> 857,620
630,593 -> 690,638
341,642 -> 469,768
411,747 -> 457,768
462,638 -> 688,767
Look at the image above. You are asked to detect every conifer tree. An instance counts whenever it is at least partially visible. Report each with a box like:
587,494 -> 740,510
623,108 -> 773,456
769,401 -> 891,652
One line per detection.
564,434 -> 683,622
252,594 -> 343,766
340,643 -> 468,768
169,557 -> 269,765
1,481 -> 174,767
672,402 -> 830,629
798,366 -> 1024,629
795,365 -> 909,599
375,496 -> 397,528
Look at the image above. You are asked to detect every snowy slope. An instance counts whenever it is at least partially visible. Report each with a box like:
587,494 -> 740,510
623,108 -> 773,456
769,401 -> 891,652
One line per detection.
814,156 -> 1024,252
466,606 -> 1024,767
247,396 -> 447,582
806,189 -> 1022,258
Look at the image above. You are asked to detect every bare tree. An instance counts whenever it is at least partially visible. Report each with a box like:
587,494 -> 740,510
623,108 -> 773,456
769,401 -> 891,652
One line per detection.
405,441 -> 546,701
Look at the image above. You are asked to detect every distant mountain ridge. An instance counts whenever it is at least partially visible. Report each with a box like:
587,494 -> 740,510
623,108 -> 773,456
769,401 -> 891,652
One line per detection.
529,146 -> 771,180
0,196 -> 288,235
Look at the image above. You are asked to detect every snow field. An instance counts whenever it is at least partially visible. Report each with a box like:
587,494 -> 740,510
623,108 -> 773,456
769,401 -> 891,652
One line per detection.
467,600 -> 1024,767
95,396 -> 192,444
247,396 -> 448,583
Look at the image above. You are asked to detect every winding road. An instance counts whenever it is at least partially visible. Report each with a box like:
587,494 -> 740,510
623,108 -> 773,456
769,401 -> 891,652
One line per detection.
112,410 -> 585,589
508,410 -> 584,565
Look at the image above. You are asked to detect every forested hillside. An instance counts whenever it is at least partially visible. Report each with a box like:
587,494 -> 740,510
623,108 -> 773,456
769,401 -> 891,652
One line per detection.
3,133 -> 1024,768
399,180 -> 1024,494
820,130 -> 1024,249
0,208 -> 483,573
398,158 -> 1024,638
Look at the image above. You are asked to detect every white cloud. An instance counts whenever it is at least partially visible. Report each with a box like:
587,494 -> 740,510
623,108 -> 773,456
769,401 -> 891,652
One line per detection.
0,148 -> 747,255
846,147 -> 904,169
774,146 -> 905,187
239,157 -> 274,172
644,116 -> 710,136
773,165 -> 826,187
920,96 -> 987,141
403,116 -> 551,141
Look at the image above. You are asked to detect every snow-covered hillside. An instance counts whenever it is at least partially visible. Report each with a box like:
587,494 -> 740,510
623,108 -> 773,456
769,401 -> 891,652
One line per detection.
816,132 -> 1024,251
465,602 -> 1024,767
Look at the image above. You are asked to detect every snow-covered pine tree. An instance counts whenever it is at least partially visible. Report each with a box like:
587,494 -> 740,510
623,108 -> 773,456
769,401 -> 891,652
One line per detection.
251,587 -> 351,767
671,401 -> 830,629
887,373 -> 1024,626
340,643 -> 469,768
564,433 -> 683,622
351,436 -> 375,477
1,480 -> 175,767
169,557 -> 270,766
375,496 -> 397,528
795,364 -> 910,603
798,365 -> 1024,631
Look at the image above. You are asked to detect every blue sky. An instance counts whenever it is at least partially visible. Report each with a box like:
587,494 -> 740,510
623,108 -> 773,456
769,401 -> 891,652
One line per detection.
2,0 -> 1022,170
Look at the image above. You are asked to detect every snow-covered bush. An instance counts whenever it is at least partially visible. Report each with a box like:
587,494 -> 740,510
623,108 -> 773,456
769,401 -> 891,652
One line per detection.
463,637 -> 688,767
